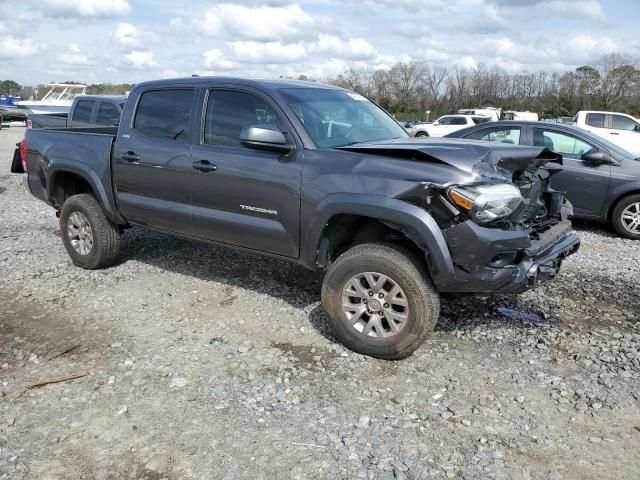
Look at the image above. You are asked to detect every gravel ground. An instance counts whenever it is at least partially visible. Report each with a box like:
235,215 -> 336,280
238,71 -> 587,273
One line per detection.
1,127 -> 639,480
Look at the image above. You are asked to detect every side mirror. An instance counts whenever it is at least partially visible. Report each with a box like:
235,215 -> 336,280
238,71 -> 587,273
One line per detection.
239,126 -> 291,152
433,121 -> 440,126
581,150 -> 612,164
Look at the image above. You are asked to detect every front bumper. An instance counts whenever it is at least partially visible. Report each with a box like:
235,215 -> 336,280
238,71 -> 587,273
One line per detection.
433,219 -> 580,293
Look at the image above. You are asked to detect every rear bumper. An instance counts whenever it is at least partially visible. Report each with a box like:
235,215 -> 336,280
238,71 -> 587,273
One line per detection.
433,219 -> 579,293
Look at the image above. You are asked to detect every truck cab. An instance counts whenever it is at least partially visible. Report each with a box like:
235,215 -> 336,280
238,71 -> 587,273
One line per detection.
574,110 -> 640,156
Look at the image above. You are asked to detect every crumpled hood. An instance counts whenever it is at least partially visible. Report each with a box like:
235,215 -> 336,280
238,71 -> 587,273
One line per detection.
337,138 -> 561,182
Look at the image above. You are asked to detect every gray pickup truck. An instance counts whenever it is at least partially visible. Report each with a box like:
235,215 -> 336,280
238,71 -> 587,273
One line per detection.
12,77 -> 579,359
28,95 -> 126,129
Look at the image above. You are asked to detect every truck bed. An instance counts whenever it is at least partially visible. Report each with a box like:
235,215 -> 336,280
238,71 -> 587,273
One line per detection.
23,126 -> 120,219
29,112 -> 68,129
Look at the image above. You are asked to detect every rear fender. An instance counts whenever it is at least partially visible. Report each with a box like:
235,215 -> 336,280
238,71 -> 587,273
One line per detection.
301,193 -> 454,286
47,160 -> 125,224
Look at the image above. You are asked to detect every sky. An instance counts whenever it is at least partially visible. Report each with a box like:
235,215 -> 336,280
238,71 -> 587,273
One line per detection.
1,0 -> 639,86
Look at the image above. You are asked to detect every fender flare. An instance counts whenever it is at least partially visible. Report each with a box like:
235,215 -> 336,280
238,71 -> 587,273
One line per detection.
46,160 -> 126,224
602,181 -> 640,218
300,193 -> 454,280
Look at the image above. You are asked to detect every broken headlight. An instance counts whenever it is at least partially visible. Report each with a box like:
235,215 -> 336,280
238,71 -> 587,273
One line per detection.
447,183 -> 523,224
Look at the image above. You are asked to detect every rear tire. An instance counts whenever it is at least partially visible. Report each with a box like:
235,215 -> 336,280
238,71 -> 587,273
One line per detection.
321,242 -> 439,360
611,194 -> 640,240
60,194 -> 122,269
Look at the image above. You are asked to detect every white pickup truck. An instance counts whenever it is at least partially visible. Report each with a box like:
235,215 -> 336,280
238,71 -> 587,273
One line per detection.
411,114 -> 492,137
573,110 -> 640,156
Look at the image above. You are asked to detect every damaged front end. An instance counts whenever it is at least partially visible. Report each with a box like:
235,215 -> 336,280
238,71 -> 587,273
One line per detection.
423,145 -> 580,293
339,139 -> 580,293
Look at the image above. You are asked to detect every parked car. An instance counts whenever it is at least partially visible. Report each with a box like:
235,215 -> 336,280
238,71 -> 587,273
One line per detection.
12,77 -> 579,359
573,110 -> 640,157
446,121 -> 640,239
28,95 -> 126,129
411,114 -> 492,137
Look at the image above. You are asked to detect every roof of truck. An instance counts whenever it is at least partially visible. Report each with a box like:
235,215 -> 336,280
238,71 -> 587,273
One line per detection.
133,76 -> 344,91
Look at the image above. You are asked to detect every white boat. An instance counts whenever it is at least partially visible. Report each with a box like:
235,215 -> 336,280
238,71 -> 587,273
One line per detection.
15,83 -> 87,115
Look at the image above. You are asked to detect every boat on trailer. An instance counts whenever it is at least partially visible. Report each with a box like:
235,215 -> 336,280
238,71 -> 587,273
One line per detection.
14,83 -> 87,115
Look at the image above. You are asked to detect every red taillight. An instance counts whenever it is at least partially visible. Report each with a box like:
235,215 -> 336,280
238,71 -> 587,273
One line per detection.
19,139 -> 28,172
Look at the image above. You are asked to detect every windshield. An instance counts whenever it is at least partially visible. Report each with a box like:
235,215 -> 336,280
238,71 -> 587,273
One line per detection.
279,88 -> 409,148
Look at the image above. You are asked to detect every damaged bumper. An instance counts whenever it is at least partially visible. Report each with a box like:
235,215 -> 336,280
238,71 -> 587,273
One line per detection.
433,219 -> 579,293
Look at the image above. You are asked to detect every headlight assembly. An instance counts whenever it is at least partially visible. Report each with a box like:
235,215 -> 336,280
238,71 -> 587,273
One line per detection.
447,183 -> 523,224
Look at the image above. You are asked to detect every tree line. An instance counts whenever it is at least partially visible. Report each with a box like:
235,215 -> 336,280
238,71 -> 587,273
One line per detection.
327,53 -> 640,121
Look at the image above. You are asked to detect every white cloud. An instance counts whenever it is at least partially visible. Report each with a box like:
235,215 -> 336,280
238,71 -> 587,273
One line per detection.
195,4 -> 315,42
487,0 -> 606,21
123,50 -> 157,69
56,44 -> 91,65
566,34 -> 618,62
310,35 -> 377,61
0,35 -> 39,59
28,0 -> 131,18
114,23 -> 141,49
228,41 -> 307,64
203,49 -> 236,70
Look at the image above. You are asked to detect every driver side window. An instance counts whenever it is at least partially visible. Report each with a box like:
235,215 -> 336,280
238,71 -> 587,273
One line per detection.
532,128 -> 595,160
204,90 -> 281,147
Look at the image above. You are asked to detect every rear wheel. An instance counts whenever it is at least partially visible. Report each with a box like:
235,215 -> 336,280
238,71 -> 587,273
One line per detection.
321,242 -> 439,360
612,194 -> 640,240
60,194 -> 122,269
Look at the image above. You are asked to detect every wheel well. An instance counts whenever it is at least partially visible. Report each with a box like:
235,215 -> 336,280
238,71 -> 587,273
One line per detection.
607,190 -> 640,220
317,214 -> 426,267
51,172 -> 95,208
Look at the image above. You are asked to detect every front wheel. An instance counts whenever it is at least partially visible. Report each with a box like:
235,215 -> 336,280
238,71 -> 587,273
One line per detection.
415,131 -> 429,137
60,194 -> 122,269
612,194 -> 640,240
321,242 -> 439,360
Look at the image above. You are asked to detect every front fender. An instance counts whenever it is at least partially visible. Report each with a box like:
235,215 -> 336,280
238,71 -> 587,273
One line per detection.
301,193 -> 454,282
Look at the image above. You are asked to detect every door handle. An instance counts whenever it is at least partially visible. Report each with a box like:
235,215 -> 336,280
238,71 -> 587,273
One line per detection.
122,151 -> 141,162
192,160 -> 217,172
609,132 -> 620,135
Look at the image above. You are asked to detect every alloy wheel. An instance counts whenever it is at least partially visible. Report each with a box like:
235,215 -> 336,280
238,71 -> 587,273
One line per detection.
341,272 -> 409,338
67,211 -> 94,255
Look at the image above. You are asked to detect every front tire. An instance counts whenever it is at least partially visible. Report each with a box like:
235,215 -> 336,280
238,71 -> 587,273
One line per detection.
321,242 -> 439,360
611,194 -> 640,240
415,131 -> 429,138
60,194 -> 122,269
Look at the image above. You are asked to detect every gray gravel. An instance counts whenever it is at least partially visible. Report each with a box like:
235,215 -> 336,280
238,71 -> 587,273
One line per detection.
1,127 -> 639,480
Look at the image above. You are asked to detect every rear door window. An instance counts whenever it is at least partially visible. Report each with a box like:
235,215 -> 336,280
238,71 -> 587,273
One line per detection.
133,89 -> 195,142
438,116 -> 456,125
586,113 -> 605,128
72,100 -> 94,123
96,102 -> 121,126
465,127 -> 521,144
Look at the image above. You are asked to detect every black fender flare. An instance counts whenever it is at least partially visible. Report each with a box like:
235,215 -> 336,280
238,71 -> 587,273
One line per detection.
301,193 -> 454,282
46,161 -> 126,224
